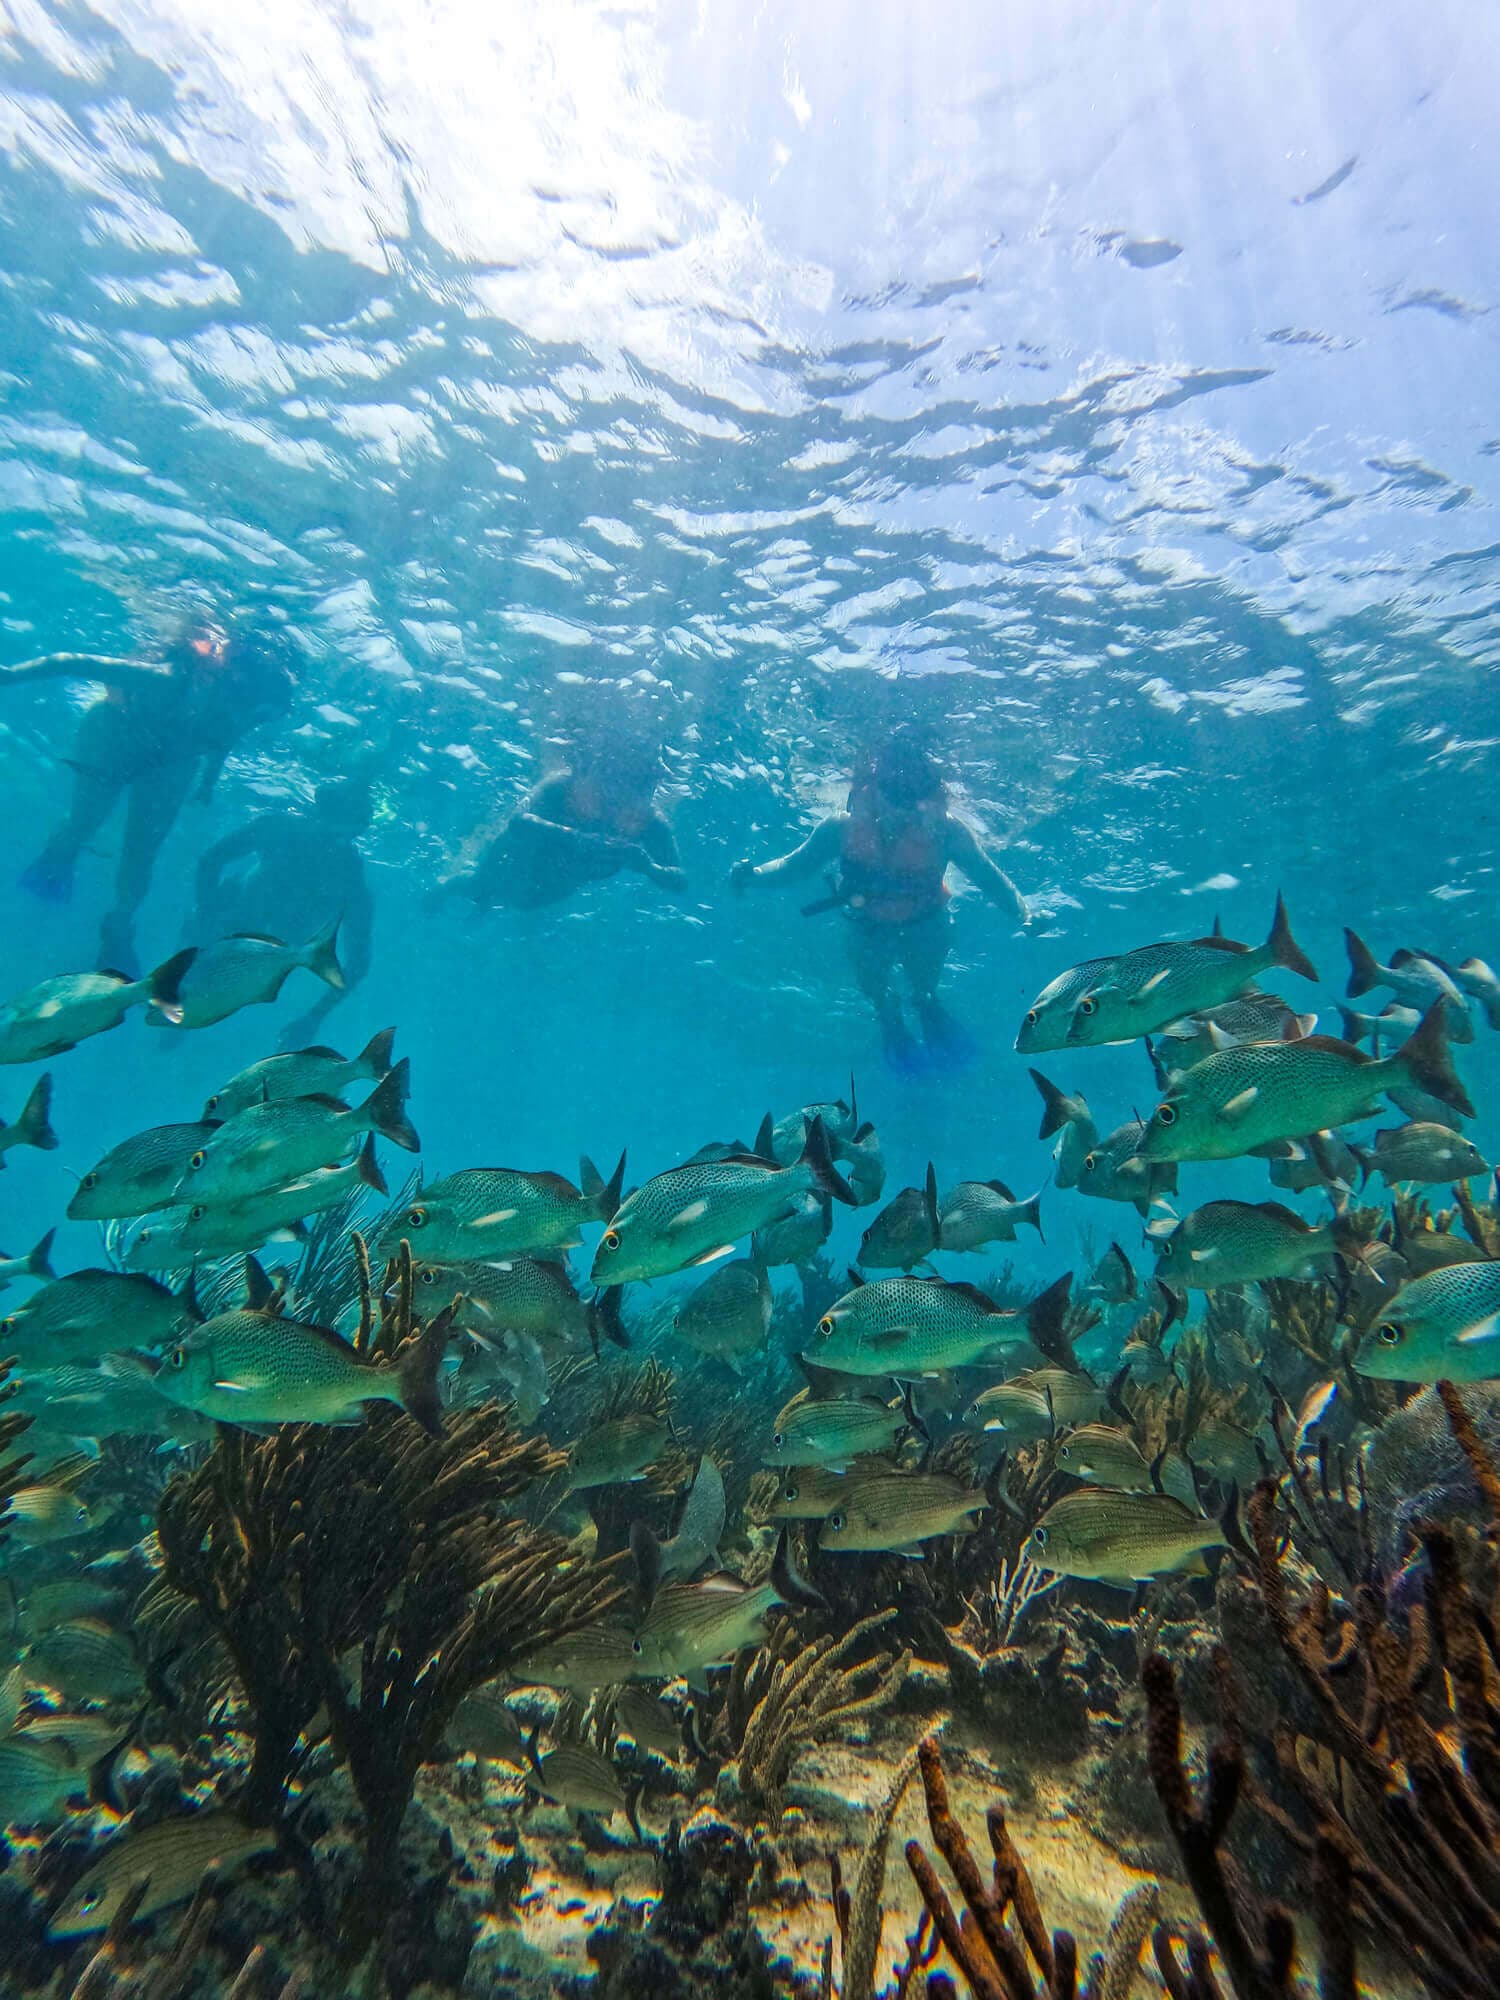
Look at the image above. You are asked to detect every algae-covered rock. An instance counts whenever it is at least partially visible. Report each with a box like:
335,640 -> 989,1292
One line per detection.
584,1808 -> 792,2000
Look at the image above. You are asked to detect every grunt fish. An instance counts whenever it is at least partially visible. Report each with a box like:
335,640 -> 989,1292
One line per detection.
1028,1489 -> 1228,1582
148,921 -> 344,1031
819,1470 -> 983,1552
0,952 -> 195,1064
592,1119 -> 855,1285
1353,1261 -> 1500,1383
69,1121 -> 224,1221
383,1153 -> 624,1265
203,1026 -> 396,1119
1139,1007 -> 1472,1164
1055,1423 -> 1155,1492
673,1255 -> 772,1369
938,1177 -> 1043,1252
49,1813 -> 278,1937
0,1073 -> 58,1166
181,1062 -> 418,1205
764,1392 -> 910,1469
858,1163 -> 940,1271
0,1230 -> 57,1292
1066,896 -> 1317,1048
0,1268 -> 200,1362
566,1414 -> 670,1490
1350,1123 -> 1492,1188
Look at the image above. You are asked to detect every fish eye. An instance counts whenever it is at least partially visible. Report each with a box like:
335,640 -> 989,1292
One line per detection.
631,1638 -> 644,1656
407,1205 -> 427,1227
1025,1009 -> 1038,1026
419,1267 -> 439,1286
188,1150 -> 206,1170
1082,1153 -> 1097,1173
1155,1105 -> 1177,1128
785,1482 -> 799,1500
771,1431 -> 783,1448
1078,997 -> 1097,1017
205,1095 -> 220,1113
1033,1526 -> 1048,1548
1058,1445 -> 1071,1459
1378,1323 -> 1402,1346
818,1315 -> 833,1336
0,1317 -> 14,1336
168,1347 -> 186,1370
603,1230 -> 621,1252
81,1172 -> 98,1190
828,1512 -> 844,1530
189,1206 -> 206,1222
81,1888 -> 103,1912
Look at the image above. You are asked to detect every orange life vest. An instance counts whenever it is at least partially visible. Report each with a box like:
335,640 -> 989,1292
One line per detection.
839,784 -> 950,926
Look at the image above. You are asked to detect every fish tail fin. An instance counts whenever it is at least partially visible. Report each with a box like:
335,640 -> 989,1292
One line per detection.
922,1161 -> 939,1249
771,1525 -> 828,1611
751,1111 -> 776,1161
1028,1067 -> 1075,1139
25,1228 -> 57,1281
1347,1142 -> 1373,1191
1344,927 -> 1381,999
1220,1482 -> 1250,1558
397,1303 -> 452,1437
357,1026 -> 397,1076
1337,1008 -> 1364,1046
800,1116 -> 857,1207
146,947 -> 197,1025
362,1057 -> 420,1152
1024,1271 -> 1076,1367
14,1073 -> 58,1153
898,1378 -> 931,1448
1156,1279 -> 1186,1332
1017,1189 -> 1044,1242
356,1133 -> 388,1197
587,1285 -> 630,1358
1268,892 -> 1317,981
580,1148 -> 627,1220
1394,1004 -> 1475,1119
302,916 -> 345,991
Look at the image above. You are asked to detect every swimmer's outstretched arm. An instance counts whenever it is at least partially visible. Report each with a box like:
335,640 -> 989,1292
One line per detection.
944,817 -> 1031,924
0,653 -> 172,685
732,814 -> 844,888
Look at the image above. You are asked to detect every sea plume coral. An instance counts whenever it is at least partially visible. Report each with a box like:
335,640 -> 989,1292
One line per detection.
154,1246 -> 624,1964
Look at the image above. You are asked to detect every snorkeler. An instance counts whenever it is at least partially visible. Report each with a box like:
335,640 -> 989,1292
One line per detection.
7,619 -> 296,972
441,733 -> 686,911
188,775 -> 376,1048
731,727 -> 1030,1072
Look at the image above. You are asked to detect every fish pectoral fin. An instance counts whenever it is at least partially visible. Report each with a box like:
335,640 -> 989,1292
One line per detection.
1135,970 -> 1171,999
211,1379 -> 256,1394
1188,1247 -> 1219,1264
1456,1315 -> 1500,1345
473,1208 -> 520,1227
1220,1087 -> 1259,1120
668,1200 -> 710,1228
685,1244 -> 736,1268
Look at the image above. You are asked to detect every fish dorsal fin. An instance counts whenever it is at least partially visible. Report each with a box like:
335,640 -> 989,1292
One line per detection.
719,1153 -> 780,1172
986,1178 -> 1017,1200
1298,1034 -> 1369,1061
1220,1087 -> 1259,1119
947,1279 -> 1007,1315
1257,1200 -> 1311,1231
226,931 -> 288,945
1189,935 -> 1250,955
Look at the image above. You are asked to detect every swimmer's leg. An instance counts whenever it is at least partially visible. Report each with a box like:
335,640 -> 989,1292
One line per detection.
99,758 -> 195,972
849,920 -> 924,1074
20,708 -> 128,903
908,914 -> 976,1069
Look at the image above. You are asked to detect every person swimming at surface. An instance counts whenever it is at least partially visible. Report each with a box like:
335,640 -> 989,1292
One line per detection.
8,618 -> 296,973
187,774 -> 377,1049
440,732 -> 687,911
731,726 -> 1030,1073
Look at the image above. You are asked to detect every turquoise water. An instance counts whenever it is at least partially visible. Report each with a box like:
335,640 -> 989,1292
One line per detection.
1,3 -> 1498,1994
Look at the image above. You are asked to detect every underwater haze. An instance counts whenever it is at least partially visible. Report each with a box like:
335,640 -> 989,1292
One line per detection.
0,1 -> 1499,1995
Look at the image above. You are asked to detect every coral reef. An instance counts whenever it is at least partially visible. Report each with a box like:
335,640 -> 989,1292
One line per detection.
734,1611 -> 912,1823
584,1807 -> 793,2000
152,1245 -> 623,1967
903,1734 -> 1157,1999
